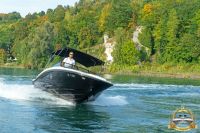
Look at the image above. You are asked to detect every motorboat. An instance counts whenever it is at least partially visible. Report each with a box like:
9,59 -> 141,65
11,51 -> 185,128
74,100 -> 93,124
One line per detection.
32,47 -> 113,103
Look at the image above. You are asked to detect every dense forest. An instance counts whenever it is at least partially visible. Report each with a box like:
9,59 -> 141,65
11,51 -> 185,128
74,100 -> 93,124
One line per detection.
0,0 -> 200,70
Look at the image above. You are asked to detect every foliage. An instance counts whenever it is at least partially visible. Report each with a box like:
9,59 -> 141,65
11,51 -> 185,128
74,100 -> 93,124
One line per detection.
0,12 -> 21,22
98,3 -> 111,32
113,28 -> 139,65
138,0 -> 200,64
0,49 -> 6,64
105,0 -> 133,34
0,0 -> 200,69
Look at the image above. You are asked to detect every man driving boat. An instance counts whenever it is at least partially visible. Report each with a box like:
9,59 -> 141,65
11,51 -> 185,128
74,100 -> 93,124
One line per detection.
62,51 -> 75,68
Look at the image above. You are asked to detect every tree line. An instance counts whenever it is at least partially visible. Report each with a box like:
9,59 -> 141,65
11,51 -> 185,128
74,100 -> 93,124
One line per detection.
0,0 -> 199,69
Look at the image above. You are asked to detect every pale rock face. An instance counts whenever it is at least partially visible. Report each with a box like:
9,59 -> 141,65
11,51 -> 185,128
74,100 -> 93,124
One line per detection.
132,26 -> 150,56
133,26 -> 143,51
105,42 -> 114,62
104,34 -> 109,44
104,34 -> 114,63
103,26 -> 148,64
133,26 -> 142,44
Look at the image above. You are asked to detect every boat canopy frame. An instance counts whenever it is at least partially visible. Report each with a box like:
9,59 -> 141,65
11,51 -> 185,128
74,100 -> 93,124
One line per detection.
51,47 -> 104,67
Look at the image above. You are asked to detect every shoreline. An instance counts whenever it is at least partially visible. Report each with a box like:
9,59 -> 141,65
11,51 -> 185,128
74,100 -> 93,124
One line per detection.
112,71 -> 200,80
1,64 -> 200,80
0,64 -> 25,69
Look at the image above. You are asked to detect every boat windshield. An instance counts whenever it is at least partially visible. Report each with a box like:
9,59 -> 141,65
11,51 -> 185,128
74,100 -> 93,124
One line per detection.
52,61 -> 93,74
53,62 -> 61,67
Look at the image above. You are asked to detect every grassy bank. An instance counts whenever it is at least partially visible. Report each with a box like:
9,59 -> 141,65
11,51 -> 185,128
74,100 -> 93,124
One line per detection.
0,62 -> 25,68
105,63 -> 200,79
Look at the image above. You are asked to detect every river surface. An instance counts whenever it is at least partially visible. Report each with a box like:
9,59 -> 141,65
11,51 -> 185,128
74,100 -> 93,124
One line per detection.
0,67 -> 200,133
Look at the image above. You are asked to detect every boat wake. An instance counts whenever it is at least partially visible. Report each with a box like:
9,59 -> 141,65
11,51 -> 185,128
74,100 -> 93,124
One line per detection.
0,80 -> 128,106
113,83 -> 199,90
88,94 -> 128,106
0,81 -> 74,106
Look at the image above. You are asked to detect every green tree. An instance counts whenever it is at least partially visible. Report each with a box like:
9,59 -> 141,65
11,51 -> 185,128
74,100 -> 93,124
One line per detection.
29,21 -> 55,68
105,0 -> 132,34
113,28 -> 139,65
194,9 -> 200,37
98,3 -> 111,32
54,22 -> 69,47
153,17 -> 167,61
0,49 -> 6,64
163,9 -> 179,62
7,12 -> 21,21
139,28 -> 151,52
46,9 -> 54,22
25,13 -> 37,20
78,27 -> 92,48
54,5 -> 65,22
38,11 -> 45,17
175,34 -> 199,63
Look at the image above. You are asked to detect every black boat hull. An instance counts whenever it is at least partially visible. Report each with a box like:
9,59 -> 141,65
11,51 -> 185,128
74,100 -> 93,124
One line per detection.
33,67 -> 113,103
